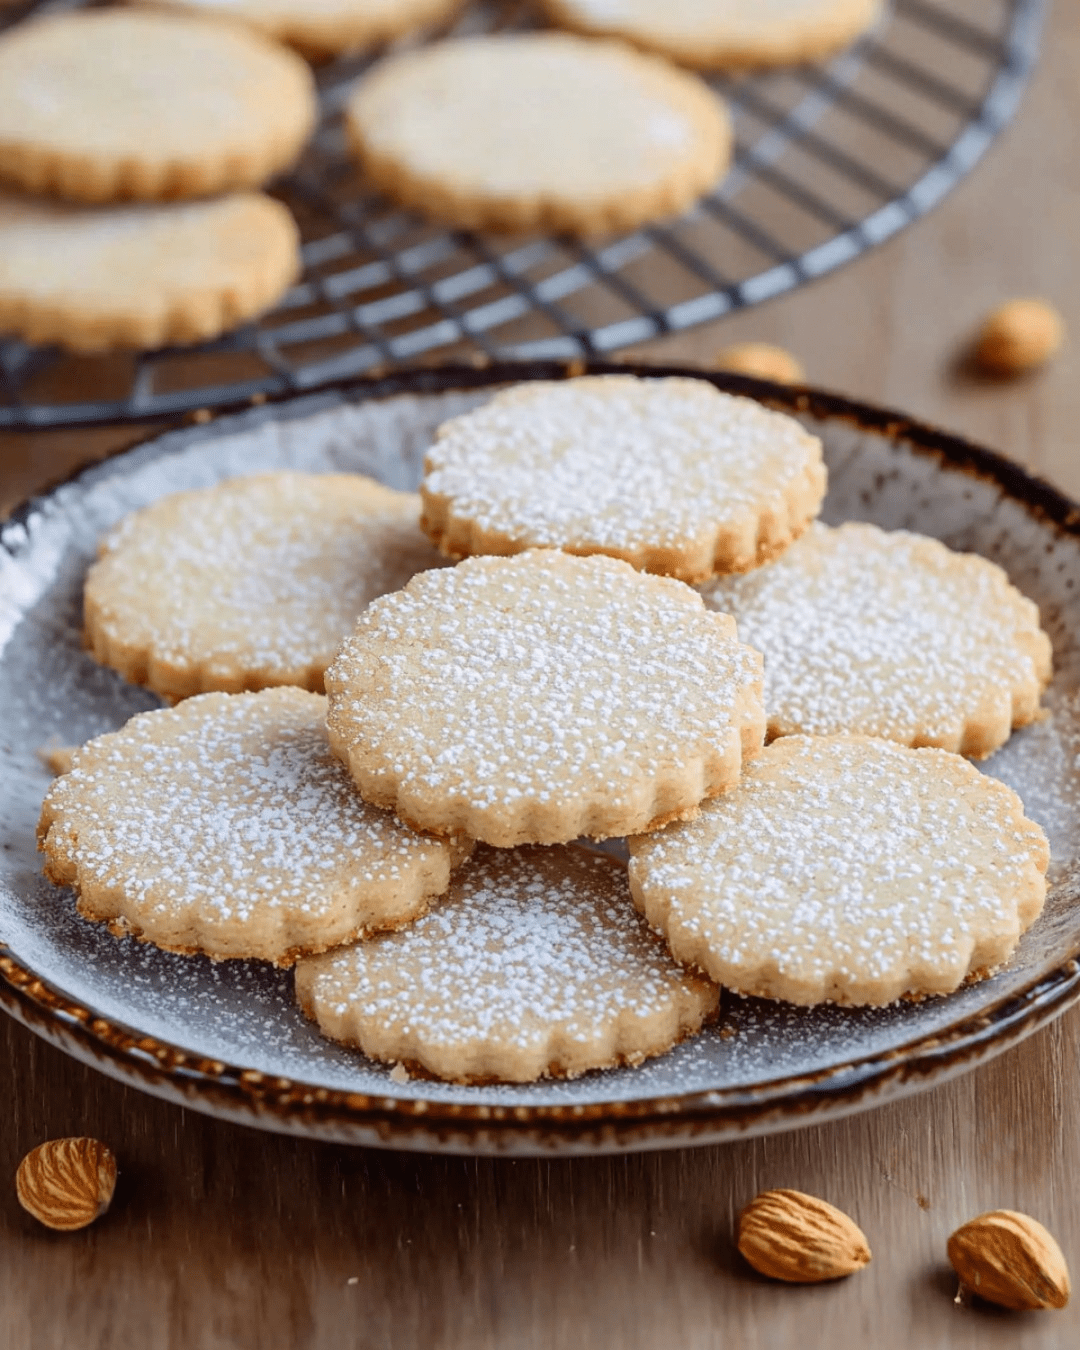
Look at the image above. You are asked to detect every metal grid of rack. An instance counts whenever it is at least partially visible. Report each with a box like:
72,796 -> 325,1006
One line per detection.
0,0 -> 1048,428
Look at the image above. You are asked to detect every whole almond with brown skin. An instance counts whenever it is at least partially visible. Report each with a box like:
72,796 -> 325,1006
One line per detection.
737,1189 -> 871,1283
975,298 -> 1064,375
16,1138 -> 117,1232
947,1210 -> 1070,1311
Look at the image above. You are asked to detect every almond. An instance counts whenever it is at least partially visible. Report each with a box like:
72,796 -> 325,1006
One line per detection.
16,1137 -> 117,1232
737,1188 -> 871,1283
713,342 -> 805,385
947,1210 -> 1070,1311
975,298 -> 1064,375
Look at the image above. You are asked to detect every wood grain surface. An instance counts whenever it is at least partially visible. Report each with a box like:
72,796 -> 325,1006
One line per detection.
3,7 -> 1080,1348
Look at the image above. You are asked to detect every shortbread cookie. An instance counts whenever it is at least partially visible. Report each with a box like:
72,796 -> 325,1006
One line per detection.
421,377 -> 826,581
127,0 -> 464,60
345,33 -> 731,236
629,734 -> 1053,1009
0,10 -> 316,203
701,522 -> 1053,758
38,689 -> 468,964
85,472 -> 445,700
0,191 -> 299,353
325,549 -> 765,846
541,0 -> 883,71
296,844 -> 718,1082
628,735 -> 1049,1007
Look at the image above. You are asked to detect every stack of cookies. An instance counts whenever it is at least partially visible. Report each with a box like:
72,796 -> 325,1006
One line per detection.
0,0 -> 889,353
37,373 -> 1052,1084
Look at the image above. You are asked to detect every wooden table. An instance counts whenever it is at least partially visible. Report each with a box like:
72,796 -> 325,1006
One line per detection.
3,9 -> 1080,1348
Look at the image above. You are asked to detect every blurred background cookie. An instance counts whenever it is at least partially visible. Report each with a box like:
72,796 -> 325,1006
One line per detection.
0,191 -> 299,352
345,32 -> 731,235
540,0 -> 884,71
125,0 -> 466,61
0,8 -> 317,202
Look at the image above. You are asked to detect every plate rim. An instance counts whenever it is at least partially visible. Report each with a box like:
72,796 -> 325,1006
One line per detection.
5,357 -> 1080,1152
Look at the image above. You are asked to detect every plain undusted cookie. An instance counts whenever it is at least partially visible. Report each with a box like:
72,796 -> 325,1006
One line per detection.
628,735 -> 1049,1007
295,844 -> 719,1082
126,0 -> 464,60
541,0 -> 883,70
38,689 -> 468,965
701,522 -> 1053,758
0,191 -> 299,353
84,472 -> 446,701
345,33 -> 731,236
325,549 -> 765,846
421,376 -> 827,581
0,10 -> 317,203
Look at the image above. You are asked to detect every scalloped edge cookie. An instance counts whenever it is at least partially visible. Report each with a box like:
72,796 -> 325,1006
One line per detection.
540,0 -> 884,71
420,376 -> 826,582
325,549 -> 765,847
295,845 -> 719,1082
700,522 -> 1053,758
38,689 -> 470,965
0,191 -> 299,353
345,32 -> 731,236
628,735 -> 1050,1007
83,472 -> 444,698
0,10 -> 317,203
126,0 -> 466,61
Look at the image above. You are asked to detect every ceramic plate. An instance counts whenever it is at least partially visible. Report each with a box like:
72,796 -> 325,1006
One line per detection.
2,362 -> 1079,1156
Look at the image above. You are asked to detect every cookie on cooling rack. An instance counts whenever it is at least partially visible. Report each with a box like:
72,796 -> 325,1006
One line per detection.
628,735 -> 1049,1007
325,549 -> 765,846
124,0 -> 465,60
84,472 -> 445,700
295,844 -> 719,1083
345,32 -> 730,236
700,522 -> 1053,758
540,0 -> 884,71
0,191 -> 299,353
38,689 -> 470,965
420,376 -> 826,581
0,10 -> 316,203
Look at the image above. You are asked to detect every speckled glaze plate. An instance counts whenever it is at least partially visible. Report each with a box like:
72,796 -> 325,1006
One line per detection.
3,362 -> 1080,1156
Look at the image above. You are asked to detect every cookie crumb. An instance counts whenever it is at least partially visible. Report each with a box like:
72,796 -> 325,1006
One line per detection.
389,1062 -> 410,1084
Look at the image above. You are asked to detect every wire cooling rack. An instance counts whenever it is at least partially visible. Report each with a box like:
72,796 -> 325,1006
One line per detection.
0,0 -> 1048,428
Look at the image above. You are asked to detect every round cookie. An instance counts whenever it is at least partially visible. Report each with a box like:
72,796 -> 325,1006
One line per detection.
345,33 -> 731,236
0,10 -> 317,204
325,549 -> 766,847
126,0 -> 465,60
700,522 -> 1053,758
628,735 -> 1050,1007
84,472 -> 446,701
421,376 -> 826,581
541,0 -> 884,71
0,191 -> 299,353
295,844 -> 719,1082
38,689 -> 469,965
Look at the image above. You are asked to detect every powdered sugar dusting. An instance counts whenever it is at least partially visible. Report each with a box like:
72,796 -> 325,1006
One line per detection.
298,844 -> 716,1078
425,377 -> 823,560
39,688 -> 454,961
87,472 -> 444,693
629,736 -> 1049,1006
326,549 -> 763,836
701,522 -> 1050,749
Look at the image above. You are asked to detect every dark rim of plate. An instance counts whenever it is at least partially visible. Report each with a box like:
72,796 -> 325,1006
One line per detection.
3,358 -> 1080,1149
